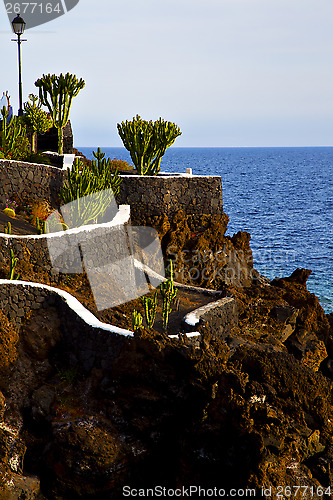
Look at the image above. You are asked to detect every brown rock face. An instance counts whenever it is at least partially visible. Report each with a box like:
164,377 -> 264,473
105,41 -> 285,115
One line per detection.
271,269 -> 330,344
137,210 -> 255,288
0,311 -> 19,371
45,416 -> 127,498
0,199 -> 332,498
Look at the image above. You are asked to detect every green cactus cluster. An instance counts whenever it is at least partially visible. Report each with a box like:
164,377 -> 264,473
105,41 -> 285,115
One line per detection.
117,115 -> 182,175
91,148 -> 123,186
22,94 -> 53,153
135,261 -> 178,333
35,73 -> 85,155
60,150 -> 122,227
0,106 -> 30,160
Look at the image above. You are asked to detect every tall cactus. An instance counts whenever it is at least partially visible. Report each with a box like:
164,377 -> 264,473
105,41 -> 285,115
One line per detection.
35,73 -> 85,155
117,115 -> 182,175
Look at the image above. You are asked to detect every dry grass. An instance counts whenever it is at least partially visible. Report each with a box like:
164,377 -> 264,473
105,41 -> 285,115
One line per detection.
29,199 -> 53,226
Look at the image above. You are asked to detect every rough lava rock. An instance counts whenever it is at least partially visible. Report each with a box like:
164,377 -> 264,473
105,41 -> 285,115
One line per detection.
0,226 -> 332,498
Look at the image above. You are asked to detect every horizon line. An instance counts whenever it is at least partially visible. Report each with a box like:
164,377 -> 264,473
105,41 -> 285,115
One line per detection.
77,145 -> 333,149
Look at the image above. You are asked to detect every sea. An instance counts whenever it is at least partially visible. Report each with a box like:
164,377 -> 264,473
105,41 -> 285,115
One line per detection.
79,146 -> 333,314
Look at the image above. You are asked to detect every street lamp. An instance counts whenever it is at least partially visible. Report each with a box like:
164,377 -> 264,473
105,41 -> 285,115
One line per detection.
11,14 -> 27,116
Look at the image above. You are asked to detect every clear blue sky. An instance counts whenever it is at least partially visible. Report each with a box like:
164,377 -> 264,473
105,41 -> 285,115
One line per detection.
0,0 -> 332,147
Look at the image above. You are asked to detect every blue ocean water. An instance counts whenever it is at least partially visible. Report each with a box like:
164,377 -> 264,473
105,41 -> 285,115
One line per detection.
79,146 -> 333,314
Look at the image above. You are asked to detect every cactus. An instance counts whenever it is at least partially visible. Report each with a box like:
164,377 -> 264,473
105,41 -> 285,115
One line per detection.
4,221 -> 11,234
92,147 -> 106,167
8,248 -> 19,280
22,94 -> 53,153
35,73 -> 85,154
117,115 -> 182,175
159,260 -> 178,331
141,291 -> 158,329
1,106 -> 29,159
132,309 -> 143,331
91,148 -> 122,196
60,154 -> 122,227
36,217 -> 46,234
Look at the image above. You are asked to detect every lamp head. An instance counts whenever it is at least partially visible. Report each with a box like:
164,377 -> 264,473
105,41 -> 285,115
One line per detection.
12,14 -> 26,35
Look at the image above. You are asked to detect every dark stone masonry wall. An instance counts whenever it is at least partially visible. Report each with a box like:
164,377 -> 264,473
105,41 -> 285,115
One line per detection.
0,159 -> 65,207
0,283 -> 129,373
0,281 -> 238,373
183,296 -> 238,338
198,297 -> 238,338
0,221 -> 132,285
0,160 -> 223,222
116,175 -> 223,223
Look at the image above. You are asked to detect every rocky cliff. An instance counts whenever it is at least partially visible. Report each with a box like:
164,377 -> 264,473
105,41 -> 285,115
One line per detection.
0,206 -> 332,498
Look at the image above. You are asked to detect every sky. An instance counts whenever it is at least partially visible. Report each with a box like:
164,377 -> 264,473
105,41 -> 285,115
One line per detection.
0,0 -> 332,148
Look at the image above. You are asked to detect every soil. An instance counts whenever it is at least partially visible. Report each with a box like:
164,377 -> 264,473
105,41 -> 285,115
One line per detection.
0,211 -> 39,235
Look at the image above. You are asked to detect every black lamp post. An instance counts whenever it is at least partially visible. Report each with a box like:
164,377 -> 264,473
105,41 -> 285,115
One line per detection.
11,14 -> 27,116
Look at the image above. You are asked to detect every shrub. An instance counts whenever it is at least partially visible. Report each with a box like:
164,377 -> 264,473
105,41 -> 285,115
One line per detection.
108,158 -> 134,172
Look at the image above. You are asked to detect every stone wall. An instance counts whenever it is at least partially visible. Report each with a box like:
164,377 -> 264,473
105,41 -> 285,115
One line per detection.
0,280 -> 238,373
116,174 -> 223,224
0,159 -> 65,207
184,296 -> 239,338
0,160 -> 223,224
0,206 -> 131,285
0,282 -> 129,373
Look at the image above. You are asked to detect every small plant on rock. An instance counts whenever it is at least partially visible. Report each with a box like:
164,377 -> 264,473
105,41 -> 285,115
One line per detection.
4,221 -> 11,234
29,199 -> 52,227
3,199 -> 17,218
